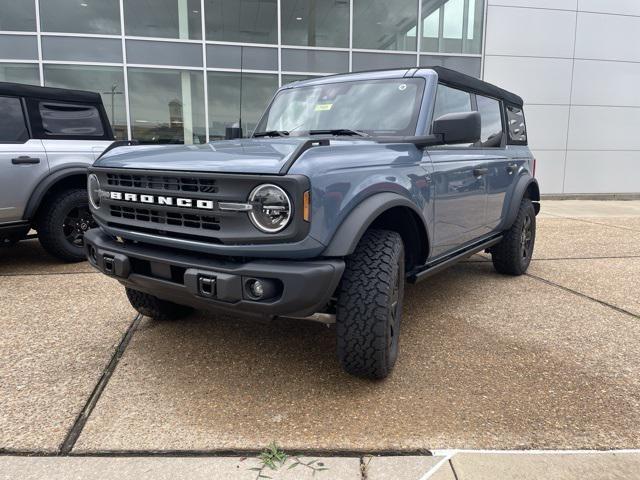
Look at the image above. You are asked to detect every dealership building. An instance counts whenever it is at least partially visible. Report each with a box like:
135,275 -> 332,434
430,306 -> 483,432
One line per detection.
0,0 -> 638,195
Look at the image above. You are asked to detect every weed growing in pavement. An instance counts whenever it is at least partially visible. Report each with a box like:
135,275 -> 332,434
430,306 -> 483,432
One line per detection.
249,442 -> 287,479
249,443 -> 330,478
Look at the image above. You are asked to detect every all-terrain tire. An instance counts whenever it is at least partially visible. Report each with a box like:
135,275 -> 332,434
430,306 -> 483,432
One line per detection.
336,229 -> 405,379
36,188 -> 93,262
491,198 -> 536,275
125,288 -> 193,321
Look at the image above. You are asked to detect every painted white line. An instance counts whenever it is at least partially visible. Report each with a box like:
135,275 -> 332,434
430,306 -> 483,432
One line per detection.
418,452 -> 456,480
430,449 -> 640,456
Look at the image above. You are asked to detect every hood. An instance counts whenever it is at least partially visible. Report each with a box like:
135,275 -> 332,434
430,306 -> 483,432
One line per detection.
93,138 -> 312,175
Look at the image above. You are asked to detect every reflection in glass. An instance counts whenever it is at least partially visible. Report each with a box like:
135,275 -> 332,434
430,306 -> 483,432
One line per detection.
205,0 -> 277,44
476,95 -> 502,146
43,65 -> 127,139
353,0 -> 418,51
421,0 -> 484,54
0,63 -> 40,85
40,0 -> 120,34
128,68 -> 206,144
281,0 -> 349,48
207,72 -> 278,139
433,84 -> 471,119
125,0 -> 202,39
0,0 -> 36,31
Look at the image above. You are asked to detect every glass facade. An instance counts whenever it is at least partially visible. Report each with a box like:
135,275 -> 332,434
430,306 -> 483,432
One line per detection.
0,0 -> 484,143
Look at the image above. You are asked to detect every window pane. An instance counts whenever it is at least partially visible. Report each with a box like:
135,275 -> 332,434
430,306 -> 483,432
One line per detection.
0,63 -> 39,85
476,95 -> 503,146
421,0 -> 484,54
281,0 -> 349,48
0,0 -> 36,31
39,102 -> 104,137
0,97 -> 28,142
205,0 -> 277,44
128,68 -> 206,144
506,105 -> 527,144
125,0 -> 202,39
353,0 -> 418,51
43,64 -> 127,139
40,0 -> 120,35
433,84 -> 471,119
207,72 -> 278,139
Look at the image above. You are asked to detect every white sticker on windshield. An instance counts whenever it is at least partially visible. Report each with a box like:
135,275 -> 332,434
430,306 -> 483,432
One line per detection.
398,83 -> 407,91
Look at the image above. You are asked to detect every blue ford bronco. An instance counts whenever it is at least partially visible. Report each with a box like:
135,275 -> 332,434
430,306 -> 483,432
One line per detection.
85,67 -> 539,379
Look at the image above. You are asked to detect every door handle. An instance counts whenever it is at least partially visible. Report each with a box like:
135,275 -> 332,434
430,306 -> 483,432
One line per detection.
506,164 -> 518,175
473,167 -> 489,177
12,156 -> 40,165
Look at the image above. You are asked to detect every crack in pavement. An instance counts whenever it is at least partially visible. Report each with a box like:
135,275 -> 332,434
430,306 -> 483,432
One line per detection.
58,313 -> 144,455
541,213 -> 640,233
525,273 -> 639,320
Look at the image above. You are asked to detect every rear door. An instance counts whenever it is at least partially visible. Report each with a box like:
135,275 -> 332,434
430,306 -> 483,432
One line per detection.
29,99 -> 113,171
474,94 -> 514,231
0,96 -> 48,222
427,84 -> 489,257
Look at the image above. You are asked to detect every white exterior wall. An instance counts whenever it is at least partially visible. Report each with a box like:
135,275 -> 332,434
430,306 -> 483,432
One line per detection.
482,0 -> 640,194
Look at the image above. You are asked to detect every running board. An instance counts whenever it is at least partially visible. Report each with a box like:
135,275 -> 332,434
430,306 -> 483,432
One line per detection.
408,235 -> 503,284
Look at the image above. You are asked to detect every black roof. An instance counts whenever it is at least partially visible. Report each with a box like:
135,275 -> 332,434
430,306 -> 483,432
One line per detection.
428,66 -> 523,107
0,82 -> 103,104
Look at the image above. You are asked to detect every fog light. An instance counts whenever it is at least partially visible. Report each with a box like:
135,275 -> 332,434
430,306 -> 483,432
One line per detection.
244,277 -> 280,301
249,279 -> 264,298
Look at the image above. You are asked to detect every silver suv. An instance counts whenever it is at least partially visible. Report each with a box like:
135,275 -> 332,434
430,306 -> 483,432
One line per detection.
0,82 -> 115,261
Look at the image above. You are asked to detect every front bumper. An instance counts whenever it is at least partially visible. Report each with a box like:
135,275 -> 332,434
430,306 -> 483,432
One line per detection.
84,229 -> 345,318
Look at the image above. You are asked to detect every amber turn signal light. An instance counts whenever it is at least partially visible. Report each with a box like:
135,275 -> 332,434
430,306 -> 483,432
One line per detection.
303,190 -> 310,222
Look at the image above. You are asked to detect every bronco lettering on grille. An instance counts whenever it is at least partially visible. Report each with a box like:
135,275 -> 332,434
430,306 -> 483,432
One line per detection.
108,191 -> 215,210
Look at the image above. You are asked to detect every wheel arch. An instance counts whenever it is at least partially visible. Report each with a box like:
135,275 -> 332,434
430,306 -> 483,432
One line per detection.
322,192 -> 430,271
24,166 -> 88,221
499,175 -> 540,231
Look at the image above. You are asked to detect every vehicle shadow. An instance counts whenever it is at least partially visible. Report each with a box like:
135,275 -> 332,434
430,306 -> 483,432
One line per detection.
0,239 -> 93,276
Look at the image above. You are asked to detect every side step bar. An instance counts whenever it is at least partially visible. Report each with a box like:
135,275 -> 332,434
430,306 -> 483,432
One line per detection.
408,234 -> 503,284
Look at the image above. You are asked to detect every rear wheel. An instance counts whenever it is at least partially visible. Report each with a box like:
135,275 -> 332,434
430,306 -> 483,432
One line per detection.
491,198 -> 536,275
335,229 -> 405,379
125,288 -> 193,321
37,188 -> 96,262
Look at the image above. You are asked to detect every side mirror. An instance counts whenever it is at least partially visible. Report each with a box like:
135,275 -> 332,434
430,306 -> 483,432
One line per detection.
432,111 -> 481,145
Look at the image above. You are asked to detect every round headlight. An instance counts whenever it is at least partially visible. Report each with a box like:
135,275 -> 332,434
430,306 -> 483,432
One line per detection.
88,173 -> 101,209
248,184 -> 292,233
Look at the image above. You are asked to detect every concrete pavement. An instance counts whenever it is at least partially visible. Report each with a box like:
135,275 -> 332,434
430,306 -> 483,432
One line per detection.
1,200 -> 639,478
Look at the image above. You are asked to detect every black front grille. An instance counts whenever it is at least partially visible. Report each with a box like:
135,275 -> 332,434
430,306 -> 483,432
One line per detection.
110,205 -> 221,231
106,173 -> 218,193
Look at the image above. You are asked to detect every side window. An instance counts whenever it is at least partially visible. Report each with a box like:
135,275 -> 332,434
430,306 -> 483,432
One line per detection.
433,84 -> 471,120
506,105 -> 527,144
476,95 -> 503,147
38,101 -> 105,137
0,96 -> 29,143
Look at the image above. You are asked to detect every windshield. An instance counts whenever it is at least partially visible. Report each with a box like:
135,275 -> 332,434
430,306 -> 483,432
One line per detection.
254,78 -> 425,137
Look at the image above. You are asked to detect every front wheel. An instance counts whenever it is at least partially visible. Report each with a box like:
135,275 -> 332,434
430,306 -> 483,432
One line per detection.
37,188 -> 97,262
491,198 -> 536,275
336,229 -> 405,379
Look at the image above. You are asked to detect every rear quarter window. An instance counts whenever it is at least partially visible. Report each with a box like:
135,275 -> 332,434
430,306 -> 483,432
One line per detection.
506,105 -> 527,145
39,101 -> 105,137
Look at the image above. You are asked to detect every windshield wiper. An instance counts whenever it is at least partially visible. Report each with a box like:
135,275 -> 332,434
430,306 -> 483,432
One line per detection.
308,129 -> 370,138
253,130 -> 290,138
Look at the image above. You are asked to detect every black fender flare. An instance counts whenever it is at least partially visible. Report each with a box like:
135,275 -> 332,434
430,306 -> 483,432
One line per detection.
24,165 -> 89,220
322,192 -> 429,257
498,175 -> 540,231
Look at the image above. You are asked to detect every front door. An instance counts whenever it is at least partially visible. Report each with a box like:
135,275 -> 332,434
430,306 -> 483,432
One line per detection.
427,84 -> 488,257
0,96 -> 49,223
